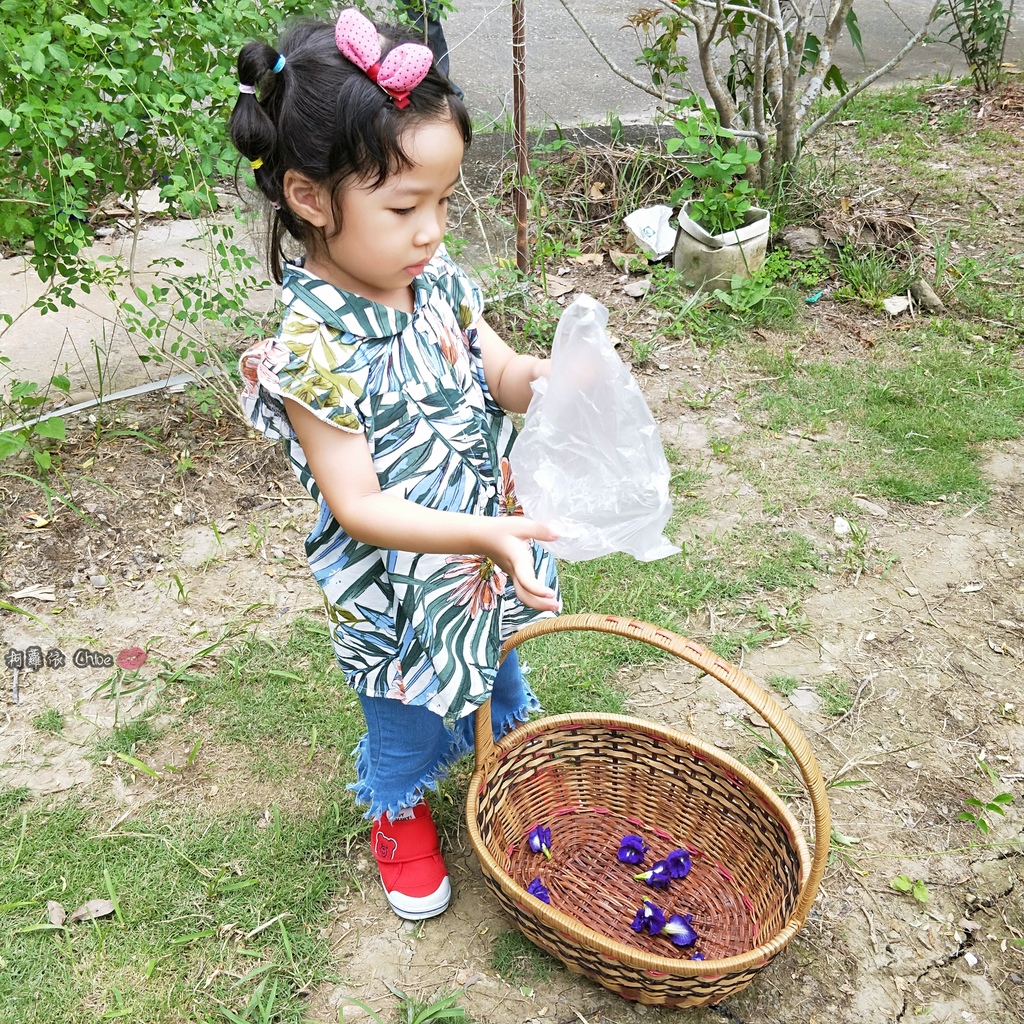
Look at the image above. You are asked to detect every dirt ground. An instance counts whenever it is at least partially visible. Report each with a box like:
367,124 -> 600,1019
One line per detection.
2,85 -> 1023,1024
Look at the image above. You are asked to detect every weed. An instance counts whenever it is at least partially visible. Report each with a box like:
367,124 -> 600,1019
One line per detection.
816,674 -> 854,716
767,674 -> 800,697
342,984 -> 468,1024
491,930 -> 556,984
828,827 -> 862,867
760,248 -> 834,290
31,708 -> 65,734
890,875 -> 931,902
957,791 -> 1014,836
834,246 -> 917,308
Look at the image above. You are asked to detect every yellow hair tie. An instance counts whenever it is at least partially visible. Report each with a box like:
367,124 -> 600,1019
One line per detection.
250,157 -> 263,170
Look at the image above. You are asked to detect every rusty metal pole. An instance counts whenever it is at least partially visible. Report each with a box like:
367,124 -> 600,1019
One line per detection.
512,0 -> 529,274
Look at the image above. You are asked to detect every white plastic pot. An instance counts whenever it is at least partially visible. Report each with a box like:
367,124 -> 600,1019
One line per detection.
672,202 -> 771,291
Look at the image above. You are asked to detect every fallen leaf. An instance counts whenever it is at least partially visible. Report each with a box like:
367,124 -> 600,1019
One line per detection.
48,901 -> 66,926
9,584 -> 57,601
621,277 -> 651,298
569,253 -> 604,266
589,181 -> 607,200
68,899 -> 116,923
543,278 -> 576,298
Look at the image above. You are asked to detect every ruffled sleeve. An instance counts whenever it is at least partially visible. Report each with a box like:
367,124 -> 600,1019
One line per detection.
239,311 -> 364,441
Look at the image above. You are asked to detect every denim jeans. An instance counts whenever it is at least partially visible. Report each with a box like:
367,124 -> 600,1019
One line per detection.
349,650 -> 537,819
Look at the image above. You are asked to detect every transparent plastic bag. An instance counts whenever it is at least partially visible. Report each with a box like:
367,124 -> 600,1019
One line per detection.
510,294 -> 680,562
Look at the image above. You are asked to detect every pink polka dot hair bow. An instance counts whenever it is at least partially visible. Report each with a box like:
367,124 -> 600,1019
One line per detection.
335,7 -> 433,109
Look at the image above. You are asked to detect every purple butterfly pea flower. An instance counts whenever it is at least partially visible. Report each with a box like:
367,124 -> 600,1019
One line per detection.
664,847 -> 692,879
690,952 -> 705,960
663,912 -> 698,947
616,834 -> 649,865
630,899 -> 666,935
527,824 -> 552,859
633,859 -> 673,888
527,877 -> 550,903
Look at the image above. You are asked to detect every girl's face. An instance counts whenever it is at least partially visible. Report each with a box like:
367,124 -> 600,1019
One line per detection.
305,118 -> 465,309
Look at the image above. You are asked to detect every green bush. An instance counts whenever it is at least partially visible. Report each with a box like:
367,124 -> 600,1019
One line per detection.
0,0 -> 312,288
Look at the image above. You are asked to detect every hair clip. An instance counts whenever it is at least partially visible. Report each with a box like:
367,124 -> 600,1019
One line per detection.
238,83 -> 256,94
273,54 -> 286,73
334,7 -> 431,109
250,157 -> 264,170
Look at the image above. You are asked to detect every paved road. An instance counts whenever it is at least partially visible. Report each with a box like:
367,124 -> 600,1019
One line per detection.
444,0 -> 1021,126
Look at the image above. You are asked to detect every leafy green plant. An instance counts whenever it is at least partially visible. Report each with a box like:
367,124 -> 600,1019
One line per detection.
891,874 -> 932,902
958,791 -> 1014,835
667,96 -> 762,236
0,0 -> 307,285
936,0 -> 1015,92
0,366 -> 71,472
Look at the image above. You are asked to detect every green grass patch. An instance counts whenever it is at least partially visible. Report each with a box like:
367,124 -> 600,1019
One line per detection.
31,708 -> 65,734
490,930 -> 557,984
0,796 -> 353,1024
768,673 -> 800,696
172,616 -> 365,780
839,86 -> 929,143
751,337 -> 1024,503
816,674 -> 854,716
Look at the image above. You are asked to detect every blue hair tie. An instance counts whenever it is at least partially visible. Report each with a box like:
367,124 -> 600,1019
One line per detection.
273,53 -> 286,73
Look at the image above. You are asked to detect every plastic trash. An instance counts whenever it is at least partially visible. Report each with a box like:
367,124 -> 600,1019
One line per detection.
623,204 -> 677,260
510,295 -> 679,562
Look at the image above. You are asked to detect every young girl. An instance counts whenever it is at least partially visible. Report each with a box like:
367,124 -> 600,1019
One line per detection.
230,9 -> 560,921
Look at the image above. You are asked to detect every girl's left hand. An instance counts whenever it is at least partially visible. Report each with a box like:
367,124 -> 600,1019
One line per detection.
483,516 -> 560,613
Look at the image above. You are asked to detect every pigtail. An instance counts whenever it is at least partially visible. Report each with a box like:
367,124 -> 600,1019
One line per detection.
229,40 -> 301,281
229,42 -> 283,188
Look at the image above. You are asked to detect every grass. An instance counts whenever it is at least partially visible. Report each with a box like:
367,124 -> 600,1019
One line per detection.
31,708 -> 65,734
5,77 -> 1024,1023
0,791 -> 349,1024
816,674 -> 854,717
748,336 -> 1024,504
490,930 -> 556,984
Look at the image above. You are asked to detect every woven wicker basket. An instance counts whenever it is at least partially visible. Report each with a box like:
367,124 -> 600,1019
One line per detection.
466,614 -> 830,1008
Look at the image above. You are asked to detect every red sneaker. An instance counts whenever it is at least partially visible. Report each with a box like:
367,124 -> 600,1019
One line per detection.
371,802 -> 451,920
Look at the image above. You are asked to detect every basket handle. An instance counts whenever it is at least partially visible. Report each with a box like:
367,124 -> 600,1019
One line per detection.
474,613 -> 831,929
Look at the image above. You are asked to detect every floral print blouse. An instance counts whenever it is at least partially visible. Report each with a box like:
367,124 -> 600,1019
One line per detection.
239,249 -> 559,724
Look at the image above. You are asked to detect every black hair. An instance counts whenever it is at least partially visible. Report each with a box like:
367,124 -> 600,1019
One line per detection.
229,18 -> 471,284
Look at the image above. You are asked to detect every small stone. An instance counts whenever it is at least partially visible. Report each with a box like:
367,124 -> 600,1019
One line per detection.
851,496 -> 888,518
909,278 -> 945,313
833,516 -> 852,538
90,574 -> 109,589
778,224 -> 824,256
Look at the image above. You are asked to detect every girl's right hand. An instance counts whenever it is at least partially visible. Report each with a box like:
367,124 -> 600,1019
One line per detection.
485,517 -> 561,613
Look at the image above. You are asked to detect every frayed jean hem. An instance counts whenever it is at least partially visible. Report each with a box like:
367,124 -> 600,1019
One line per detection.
347,650 -> 538,820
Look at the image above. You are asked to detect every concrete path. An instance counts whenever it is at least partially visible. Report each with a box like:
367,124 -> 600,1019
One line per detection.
2,2 -> 1019,400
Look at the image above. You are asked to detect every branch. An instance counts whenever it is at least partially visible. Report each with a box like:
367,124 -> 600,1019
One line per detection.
555,0 -> 688,104
803,1 -> 942,143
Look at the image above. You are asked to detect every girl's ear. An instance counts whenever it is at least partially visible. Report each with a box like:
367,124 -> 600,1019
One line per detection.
284,171 -> 329,227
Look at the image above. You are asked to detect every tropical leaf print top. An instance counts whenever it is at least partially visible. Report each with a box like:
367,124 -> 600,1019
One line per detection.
239,248 -> 559,724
